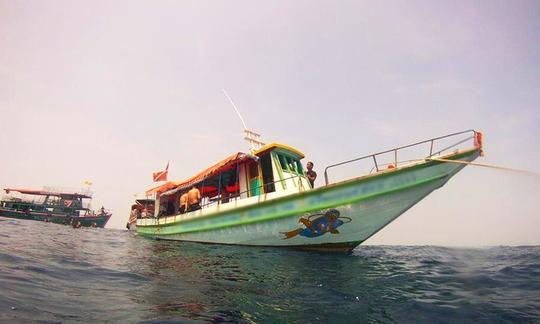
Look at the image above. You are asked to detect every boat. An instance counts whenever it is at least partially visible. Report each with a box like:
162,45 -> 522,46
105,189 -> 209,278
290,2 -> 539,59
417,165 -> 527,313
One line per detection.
0,187 -> 112,228
137,129 -> 483,252
127,198 -> 155,230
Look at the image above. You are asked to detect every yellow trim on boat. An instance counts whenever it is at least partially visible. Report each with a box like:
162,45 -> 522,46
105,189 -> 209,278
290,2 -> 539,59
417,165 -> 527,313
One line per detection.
253,143 -> 305,159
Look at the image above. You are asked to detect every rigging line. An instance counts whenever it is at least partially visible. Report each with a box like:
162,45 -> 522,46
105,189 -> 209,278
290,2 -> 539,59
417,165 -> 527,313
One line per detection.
222,89 -> 248,130
427,157 -> 540,177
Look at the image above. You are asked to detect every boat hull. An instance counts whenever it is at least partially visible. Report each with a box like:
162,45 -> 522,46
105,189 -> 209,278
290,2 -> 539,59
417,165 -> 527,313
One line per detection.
0,209 -> 112,228
137,149 -> 480,251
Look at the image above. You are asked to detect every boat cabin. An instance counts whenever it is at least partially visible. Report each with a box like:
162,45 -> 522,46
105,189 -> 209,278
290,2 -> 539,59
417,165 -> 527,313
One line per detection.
131,198 -> 155,218
148,143 -> 312,217
1,188 -> 93,216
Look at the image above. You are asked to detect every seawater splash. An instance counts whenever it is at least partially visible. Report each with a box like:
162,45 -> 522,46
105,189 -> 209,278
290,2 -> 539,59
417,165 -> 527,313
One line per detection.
0,218 -> 539,322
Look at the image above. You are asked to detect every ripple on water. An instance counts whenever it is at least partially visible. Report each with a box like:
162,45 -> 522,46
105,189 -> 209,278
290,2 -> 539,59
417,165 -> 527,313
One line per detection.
0,219 -> 539,322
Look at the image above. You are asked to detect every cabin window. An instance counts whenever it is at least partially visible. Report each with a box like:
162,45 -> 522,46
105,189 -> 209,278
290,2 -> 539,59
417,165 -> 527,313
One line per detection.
286,156 -> 297,172
275,153 -> 304,175
296,160 -> 304,174
278,154 -> 288,171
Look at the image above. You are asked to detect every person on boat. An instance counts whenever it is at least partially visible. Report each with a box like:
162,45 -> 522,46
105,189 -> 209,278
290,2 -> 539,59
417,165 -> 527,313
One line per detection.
72,220 -> 82,228
179,192 -> 189,214
158,201 -> 166,217
305,161 -> 317,188
187,186 -> 201,211
142,208 -> 151,218
220,188 -> 230,204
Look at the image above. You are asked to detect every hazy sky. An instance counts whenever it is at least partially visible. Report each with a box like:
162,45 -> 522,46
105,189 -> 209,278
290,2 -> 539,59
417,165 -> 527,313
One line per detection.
1,0 -> 539,245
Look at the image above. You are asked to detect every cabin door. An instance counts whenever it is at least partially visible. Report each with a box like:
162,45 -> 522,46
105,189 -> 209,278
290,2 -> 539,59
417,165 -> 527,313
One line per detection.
259,153 -> 275,193
248,162 -> 261,196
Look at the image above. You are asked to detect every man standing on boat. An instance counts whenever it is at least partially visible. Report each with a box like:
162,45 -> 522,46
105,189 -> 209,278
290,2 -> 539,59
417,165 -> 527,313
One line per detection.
305,162 -> 317,188
179,192 -> 188,213
188,186 -> 201,211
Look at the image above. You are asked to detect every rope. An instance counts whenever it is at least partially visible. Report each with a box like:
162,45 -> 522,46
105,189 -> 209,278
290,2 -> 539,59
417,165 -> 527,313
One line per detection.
427,157 -> 540,177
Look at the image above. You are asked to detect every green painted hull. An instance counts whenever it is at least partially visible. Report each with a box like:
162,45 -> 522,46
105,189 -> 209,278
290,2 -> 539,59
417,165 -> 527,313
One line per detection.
0,209 -> 111,228
137,149 -> 480,251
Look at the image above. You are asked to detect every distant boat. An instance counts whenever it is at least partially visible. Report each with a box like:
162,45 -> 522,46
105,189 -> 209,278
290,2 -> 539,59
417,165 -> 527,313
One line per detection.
137,130 -> 483,252
126,198 -> 155,230
0,187 -> 112,228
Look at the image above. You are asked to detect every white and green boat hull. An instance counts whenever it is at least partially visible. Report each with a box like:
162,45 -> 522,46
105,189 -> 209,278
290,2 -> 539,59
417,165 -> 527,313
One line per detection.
137,149 -> 480,252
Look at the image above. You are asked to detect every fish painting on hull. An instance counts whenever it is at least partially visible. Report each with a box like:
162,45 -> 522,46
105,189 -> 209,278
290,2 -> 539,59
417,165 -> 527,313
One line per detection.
282,209 -> 352,239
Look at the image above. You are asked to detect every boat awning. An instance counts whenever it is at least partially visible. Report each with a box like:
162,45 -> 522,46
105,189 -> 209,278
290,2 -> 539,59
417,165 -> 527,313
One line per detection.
145,181 -> 178,197
135,199 -> 154,205
146,152 -> 257,197
3,188 -> 92,199
160,186 -> 183,197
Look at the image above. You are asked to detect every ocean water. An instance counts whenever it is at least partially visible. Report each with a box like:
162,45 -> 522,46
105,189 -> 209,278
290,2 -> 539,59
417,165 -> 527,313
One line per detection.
1,218 -> 539,323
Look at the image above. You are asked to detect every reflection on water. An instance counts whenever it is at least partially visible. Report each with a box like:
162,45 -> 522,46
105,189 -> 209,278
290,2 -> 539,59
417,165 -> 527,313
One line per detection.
0,218 -> 539,322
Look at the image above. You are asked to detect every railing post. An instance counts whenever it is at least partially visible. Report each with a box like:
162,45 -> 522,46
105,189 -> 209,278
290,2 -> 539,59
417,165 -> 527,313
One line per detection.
372,155 -> 379,172
324,169 -> 329,186
217,172 -> 222,206
429,140 -> 434,157
394,149 -> 398,167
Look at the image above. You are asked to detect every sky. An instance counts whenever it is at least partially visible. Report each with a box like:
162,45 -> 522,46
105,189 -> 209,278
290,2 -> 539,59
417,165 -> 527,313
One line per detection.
1,0 -> 539,245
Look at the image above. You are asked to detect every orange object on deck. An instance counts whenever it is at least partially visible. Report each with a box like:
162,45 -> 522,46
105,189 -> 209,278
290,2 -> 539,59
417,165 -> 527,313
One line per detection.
474,131 -> 484,156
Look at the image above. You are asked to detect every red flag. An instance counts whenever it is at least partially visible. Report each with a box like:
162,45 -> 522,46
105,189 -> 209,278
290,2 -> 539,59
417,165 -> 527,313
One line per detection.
153,162 -> 169,182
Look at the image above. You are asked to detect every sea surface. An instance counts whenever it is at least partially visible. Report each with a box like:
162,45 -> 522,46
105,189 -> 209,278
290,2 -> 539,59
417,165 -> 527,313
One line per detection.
1,218 -> 539,323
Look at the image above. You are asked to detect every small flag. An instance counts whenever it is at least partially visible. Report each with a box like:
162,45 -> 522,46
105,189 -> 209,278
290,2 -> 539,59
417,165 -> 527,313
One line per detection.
83,180 -> 93,186
153,162 -> 169,182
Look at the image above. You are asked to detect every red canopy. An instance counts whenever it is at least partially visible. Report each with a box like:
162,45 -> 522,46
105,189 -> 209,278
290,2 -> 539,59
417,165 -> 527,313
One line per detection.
146,152 -> 255,196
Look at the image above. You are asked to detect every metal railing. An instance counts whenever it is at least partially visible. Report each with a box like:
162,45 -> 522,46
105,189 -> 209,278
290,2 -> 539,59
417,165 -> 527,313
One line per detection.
323,129 -> 478,185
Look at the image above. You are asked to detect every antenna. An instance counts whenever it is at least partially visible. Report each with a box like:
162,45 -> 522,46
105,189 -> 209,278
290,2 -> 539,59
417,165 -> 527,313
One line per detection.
222,89 -> 247,130
222,89 -> 265,152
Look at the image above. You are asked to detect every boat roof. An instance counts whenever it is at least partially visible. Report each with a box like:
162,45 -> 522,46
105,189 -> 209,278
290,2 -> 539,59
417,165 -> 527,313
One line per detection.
253,143 -> 305,158
146,152 -> 256,196
146,143 -> 305,197
3,188 -> 92,199
135,199 -> 154,205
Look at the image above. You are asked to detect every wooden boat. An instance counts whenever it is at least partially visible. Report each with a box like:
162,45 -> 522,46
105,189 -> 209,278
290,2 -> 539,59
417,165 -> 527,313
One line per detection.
0,187 -> 112,228
137,130 -> 483,252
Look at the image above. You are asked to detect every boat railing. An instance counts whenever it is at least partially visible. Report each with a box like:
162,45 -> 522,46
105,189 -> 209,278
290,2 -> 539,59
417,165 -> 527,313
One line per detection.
323,129 -> 479,185
1,194 -> 45,204
0,194 -> 93,211
200,174 -> 307,209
